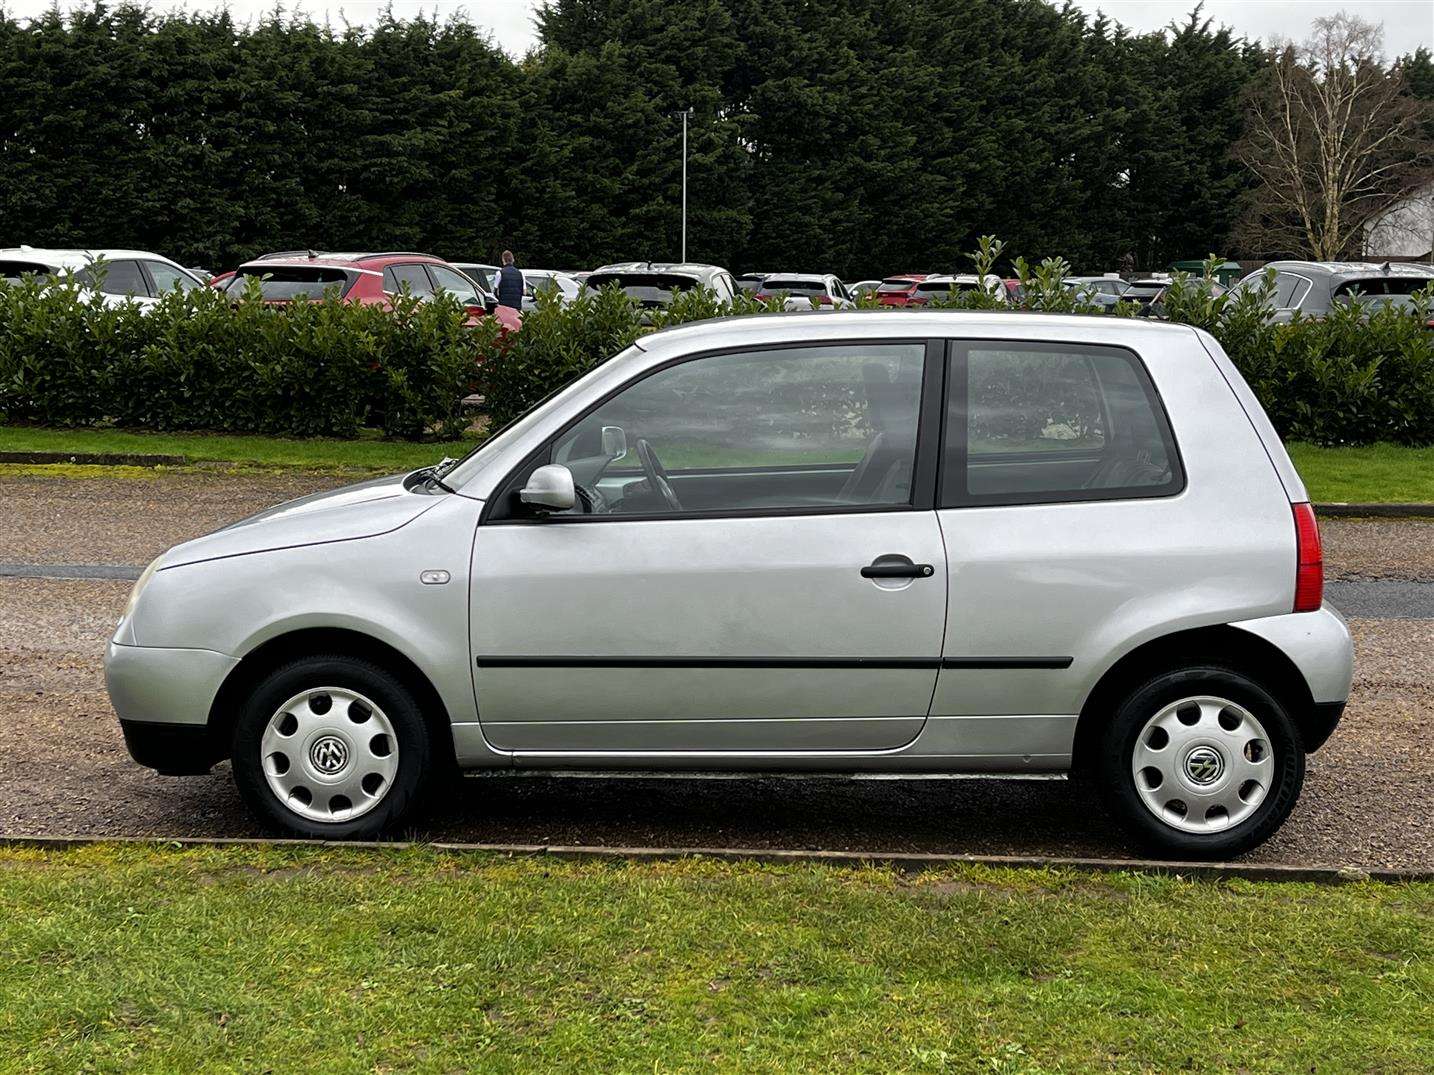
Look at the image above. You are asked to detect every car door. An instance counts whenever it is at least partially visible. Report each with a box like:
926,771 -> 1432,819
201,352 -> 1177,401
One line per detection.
141,260 -> 203,296
87,259 -> 152,304
470,339 -> 947,756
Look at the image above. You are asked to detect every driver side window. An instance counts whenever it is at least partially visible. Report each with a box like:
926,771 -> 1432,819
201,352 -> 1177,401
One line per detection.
550,343 -> 926,516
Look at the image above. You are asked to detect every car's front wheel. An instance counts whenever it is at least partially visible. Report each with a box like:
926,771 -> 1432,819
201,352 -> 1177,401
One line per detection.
231,655 -> 432,838
1098,665 -> 1305,858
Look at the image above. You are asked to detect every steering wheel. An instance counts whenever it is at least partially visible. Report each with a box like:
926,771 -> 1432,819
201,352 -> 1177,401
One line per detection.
635,438 -> 683,511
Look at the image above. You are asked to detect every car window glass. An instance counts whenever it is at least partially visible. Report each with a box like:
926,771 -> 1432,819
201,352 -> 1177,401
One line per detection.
382,264 -> 435,297
225,266 -> 352,300
429,265 -> 480,304
0,261 -> 51,282
145,261 -> 199,294
550,343 -> 926,515
92,260 -> 150,297
945,342 -> 1180,505
1272,273 -> 1301,307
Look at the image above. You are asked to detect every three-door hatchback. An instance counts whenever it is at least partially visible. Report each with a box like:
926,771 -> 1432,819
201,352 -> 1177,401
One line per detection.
106,312 -> 1353,857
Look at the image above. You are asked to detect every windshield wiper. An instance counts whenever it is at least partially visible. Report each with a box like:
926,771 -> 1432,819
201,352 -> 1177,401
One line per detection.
423,456 -> 459,494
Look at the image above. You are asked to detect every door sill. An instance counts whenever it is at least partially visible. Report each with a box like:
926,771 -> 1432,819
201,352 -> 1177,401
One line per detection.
465,769 -> 1069,782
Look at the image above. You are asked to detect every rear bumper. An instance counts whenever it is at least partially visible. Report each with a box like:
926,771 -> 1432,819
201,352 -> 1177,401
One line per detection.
1304,701 -> 1346,752
1231,604 -> 1354,706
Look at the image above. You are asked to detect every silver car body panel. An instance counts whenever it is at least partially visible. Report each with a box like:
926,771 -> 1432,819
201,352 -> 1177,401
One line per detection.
105,311 -> 1353,776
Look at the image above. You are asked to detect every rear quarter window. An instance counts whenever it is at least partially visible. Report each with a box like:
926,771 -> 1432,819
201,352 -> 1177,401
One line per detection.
942,341 -> 1183,507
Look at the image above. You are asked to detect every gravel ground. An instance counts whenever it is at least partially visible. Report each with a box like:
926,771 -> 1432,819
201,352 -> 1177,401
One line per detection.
0,574 -> 1429,868
1322,516 -> 1434,581
0,470 -> 339,566
0,473 -> 1431,865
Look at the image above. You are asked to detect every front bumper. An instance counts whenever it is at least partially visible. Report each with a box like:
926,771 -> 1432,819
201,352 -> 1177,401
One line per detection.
105,640 -> 239,774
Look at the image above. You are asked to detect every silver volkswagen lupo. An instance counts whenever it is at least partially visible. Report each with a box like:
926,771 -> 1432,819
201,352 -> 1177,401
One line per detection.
106,312 -> 1353,857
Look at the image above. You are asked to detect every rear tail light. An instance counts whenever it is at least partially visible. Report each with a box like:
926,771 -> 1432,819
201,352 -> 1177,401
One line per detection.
1292,502 -> 1323,612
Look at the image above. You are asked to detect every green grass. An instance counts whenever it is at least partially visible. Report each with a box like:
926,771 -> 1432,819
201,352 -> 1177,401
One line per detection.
0,845 -> 1429,1073
3,426 -> 1434,503
1288,442 -> 1434,504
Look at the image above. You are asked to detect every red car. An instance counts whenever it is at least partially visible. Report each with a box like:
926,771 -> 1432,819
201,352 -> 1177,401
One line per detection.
212,251 -> 521,334
874,274 -> 928,307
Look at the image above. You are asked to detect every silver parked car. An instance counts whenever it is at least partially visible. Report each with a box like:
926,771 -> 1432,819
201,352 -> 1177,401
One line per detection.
107,312 -> 1351,856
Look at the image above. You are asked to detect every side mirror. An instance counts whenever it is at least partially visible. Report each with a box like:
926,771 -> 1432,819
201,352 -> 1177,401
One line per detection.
519,464 -> 576,512
601,425 -> 627,459
482,291 -> 498,313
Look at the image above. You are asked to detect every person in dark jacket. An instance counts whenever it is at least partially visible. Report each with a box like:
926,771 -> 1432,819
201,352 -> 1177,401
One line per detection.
496,250 -> 524,310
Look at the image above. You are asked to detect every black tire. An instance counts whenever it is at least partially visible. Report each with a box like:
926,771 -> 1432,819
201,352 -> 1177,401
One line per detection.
1097,664 -> 1305,859
231,655 -> 433,838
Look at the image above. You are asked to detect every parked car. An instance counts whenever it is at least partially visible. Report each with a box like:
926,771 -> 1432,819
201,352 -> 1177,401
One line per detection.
582,262 -> 737,307
906,274 -> 1005,306
0,246 -> 205,305
108,311 -> 1350,858
1065,276 -> 1130,309
874,274 -> 928,306
217,251 -> 520,333
521,269 -> 582,309
847,279 -> 881,300
734,272 -> 770,295
1228,261 -> 1434,323
1001,278 -> 1025,304
452,262 -> 500,293
1121,277 -> 1170,312
753,273 -> 854,310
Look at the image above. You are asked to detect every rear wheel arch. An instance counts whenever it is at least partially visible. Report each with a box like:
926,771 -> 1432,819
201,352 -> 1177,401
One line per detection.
207,627 -> 456,773
1072,625 -> 1315,772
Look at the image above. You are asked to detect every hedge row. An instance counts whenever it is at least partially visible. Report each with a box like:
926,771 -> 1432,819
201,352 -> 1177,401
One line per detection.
0,278 -> 482,439
2,250 -> 1433,445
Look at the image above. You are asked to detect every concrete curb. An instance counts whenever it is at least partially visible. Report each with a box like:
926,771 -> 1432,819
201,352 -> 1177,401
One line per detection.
1,833 -> 1426,884
0,450 -> 188,467
1316,502 -> 1434,518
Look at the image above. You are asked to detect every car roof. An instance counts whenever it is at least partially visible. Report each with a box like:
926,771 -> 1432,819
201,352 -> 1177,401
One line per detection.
1262,260 -> 1434,279
245,251 -> 448,270
760,274 -> 829,284
918,274 -> 993,285
0,247 -> 177,269
589,261 -> 727,279
635,309 -> 1200,357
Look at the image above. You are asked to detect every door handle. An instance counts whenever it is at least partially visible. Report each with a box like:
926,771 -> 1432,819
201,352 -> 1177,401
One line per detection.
861,555 -> 935,580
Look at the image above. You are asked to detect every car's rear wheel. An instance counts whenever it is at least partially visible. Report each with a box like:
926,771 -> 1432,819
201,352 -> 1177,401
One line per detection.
1098,665 -> 1304,858
231,655 -> 432,838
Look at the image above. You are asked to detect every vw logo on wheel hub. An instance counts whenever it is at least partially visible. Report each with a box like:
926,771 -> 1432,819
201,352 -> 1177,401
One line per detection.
1184,746 -> 1224,785
309,735 -> 350,775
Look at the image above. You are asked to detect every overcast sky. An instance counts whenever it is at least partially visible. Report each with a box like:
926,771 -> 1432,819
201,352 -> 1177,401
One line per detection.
3,0 -> 1432,58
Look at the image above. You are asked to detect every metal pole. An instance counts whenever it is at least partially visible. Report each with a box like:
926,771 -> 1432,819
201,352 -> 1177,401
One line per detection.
680,108 -> 689,263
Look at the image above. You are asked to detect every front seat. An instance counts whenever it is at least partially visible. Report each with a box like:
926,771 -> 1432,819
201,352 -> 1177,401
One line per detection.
839,363 -> 917,503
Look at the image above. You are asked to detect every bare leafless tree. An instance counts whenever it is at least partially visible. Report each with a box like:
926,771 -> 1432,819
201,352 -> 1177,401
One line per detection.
1234,13 -> 1434,260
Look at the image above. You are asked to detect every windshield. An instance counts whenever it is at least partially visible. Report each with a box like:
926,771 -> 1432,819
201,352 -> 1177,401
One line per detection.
915,281 -> 981,295
0,261 -> 53,282
876,278 -> 918,293
443,344 -> 647,490
583,272 -> 701,307
224,266 -> 355,300
759,278 -> 827,295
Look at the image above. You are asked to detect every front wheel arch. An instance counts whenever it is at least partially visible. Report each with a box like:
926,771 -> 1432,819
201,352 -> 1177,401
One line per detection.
208,627 -> 456,775
1072,625 -> 1315,774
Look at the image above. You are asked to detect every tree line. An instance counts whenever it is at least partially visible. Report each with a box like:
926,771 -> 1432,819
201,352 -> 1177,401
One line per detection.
0,0 -> 1426,277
